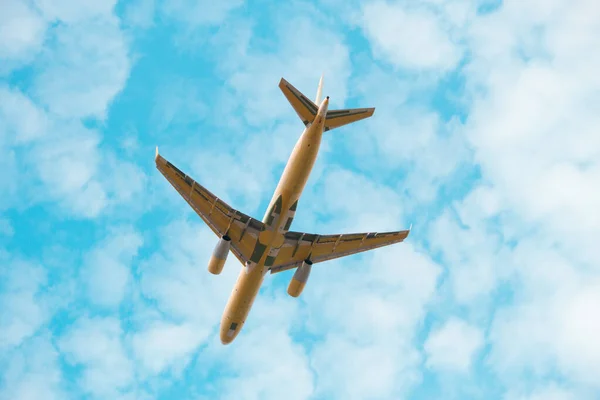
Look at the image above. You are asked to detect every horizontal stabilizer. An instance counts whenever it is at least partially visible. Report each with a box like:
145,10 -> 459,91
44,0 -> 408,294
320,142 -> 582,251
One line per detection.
325,107 -> 375,131
279,78 -> 318,126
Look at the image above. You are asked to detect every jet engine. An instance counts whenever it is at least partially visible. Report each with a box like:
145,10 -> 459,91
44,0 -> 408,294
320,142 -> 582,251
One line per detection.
208,236 -> 231,275
287,259 -> 312,297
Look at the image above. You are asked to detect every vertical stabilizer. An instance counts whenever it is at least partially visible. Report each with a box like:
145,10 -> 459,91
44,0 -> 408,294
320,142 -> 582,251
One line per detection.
315,74 -> 324,104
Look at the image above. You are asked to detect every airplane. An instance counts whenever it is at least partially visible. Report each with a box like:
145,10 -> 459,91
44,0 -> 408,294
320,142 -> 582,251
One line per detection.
155,76 -> 410,344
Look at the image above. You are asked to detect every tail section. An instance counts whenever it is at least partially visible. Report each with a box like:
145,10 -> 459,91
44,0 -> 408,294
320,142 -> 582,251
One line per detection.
279,76 -> 375,130
315,74 -> 324,104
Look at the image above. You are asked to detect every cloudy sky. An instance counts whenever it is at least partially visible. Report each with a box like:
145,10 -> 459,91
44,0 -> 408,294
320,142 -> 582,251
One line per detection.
1,0 -> 599,399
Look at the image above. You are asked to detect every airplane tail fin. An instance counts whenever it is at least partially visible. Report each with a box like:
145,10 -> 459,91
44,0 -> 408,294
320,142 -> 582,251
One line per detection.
315,74 -> 324,104
279,77 -> 375,130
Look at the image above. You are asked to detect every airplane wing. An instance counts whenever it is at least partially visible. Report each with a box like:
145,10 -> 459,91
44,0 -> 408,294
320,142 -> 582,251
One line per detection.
269,229 -> 410,274
155,149 -> 265,266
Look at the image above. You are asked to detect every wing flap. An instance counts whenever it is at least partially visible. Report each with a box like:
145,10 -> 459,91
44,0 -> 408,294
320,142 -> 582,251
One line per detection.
155,152 -> 264,265
270,229 -> 410,274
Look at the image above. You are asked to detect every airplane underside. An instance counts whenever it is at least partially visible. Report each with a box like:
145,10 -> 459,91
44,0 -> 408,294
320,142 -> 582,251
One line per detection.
155,76 -> 410,344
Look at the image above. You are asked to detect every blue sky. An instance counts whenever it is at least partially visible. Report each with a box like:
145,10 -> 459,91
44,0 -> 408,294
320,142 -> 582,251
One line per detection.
1,0 -> 600,399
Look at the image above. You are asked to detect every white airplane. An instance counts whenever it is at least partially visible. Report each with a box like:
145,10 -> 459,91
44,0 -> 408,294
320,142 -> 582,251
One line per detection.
155,77 -> 410,344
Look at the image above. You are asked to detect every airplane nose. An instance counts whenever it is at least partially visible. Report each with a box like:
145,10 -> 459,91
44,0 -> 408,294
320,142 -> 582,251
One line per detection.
220,326 -> 234,345
219,317 -> 239,345
220,334 -> 233,345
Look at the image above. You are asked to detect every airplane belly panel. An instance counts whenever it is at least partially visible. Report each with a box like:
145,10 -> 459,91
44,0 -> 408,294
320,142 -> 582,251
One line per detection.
219,262 -> 265,344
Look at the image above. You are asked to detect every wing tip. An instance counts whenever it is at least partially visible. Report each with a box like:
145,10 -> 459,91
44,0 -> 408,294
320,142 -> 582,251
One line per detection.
155,146 -> 166,167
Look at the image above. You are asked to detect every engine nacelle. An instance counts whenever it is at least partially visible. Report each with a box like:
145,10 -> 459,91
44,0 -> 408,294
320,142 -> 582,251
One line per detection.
208,236 -> 231,275
287,259 -> 312,297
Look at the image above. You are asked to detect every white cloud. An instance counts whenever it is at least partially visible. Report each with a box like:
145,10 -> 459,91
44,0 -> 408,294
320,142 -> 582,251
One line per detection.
505,383 -> 580,400
488,242 -> 600,388
139,219 -> 237,326
138,158 -> 439,399
210,10 -> 351,126
0,0 -> 144,219
0,258 -> 49,350
353,0 -> 600,395
358,107 -> 470,203
0,86 -> 48,144
157,11 -> 352,214
59,316 -> 134,398
422,0 -> 600,394
27,123 -> 108,217
0,0 -> 47,68
101,154 -> 149,213
32,15 -> 130,120
35,0 -> 119,23
123,0 -> 156,29
132,321 -> 203,375
209,295 -> 314,400
16,118 -> 148,218
82,227 -> 143,308
464,0 -> 600,238
428,0 -> 479,28
307,244 -> 440,399
424,317 -> 484,373
429,203 -> 506,304
136,220 -> 313,398
319,65 -> 471,209
306,167 -> 406,232
5,0 -> 600,398
0,336 -> 65,400
312,338 -> 415,400
360,1 -> 463,72
333,2 -> 476,209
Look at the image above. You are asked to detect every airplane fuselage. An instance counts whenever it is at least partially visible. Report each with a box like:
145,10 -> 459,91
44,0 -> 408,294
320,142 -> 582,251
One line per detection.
219,97 -> 329,344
